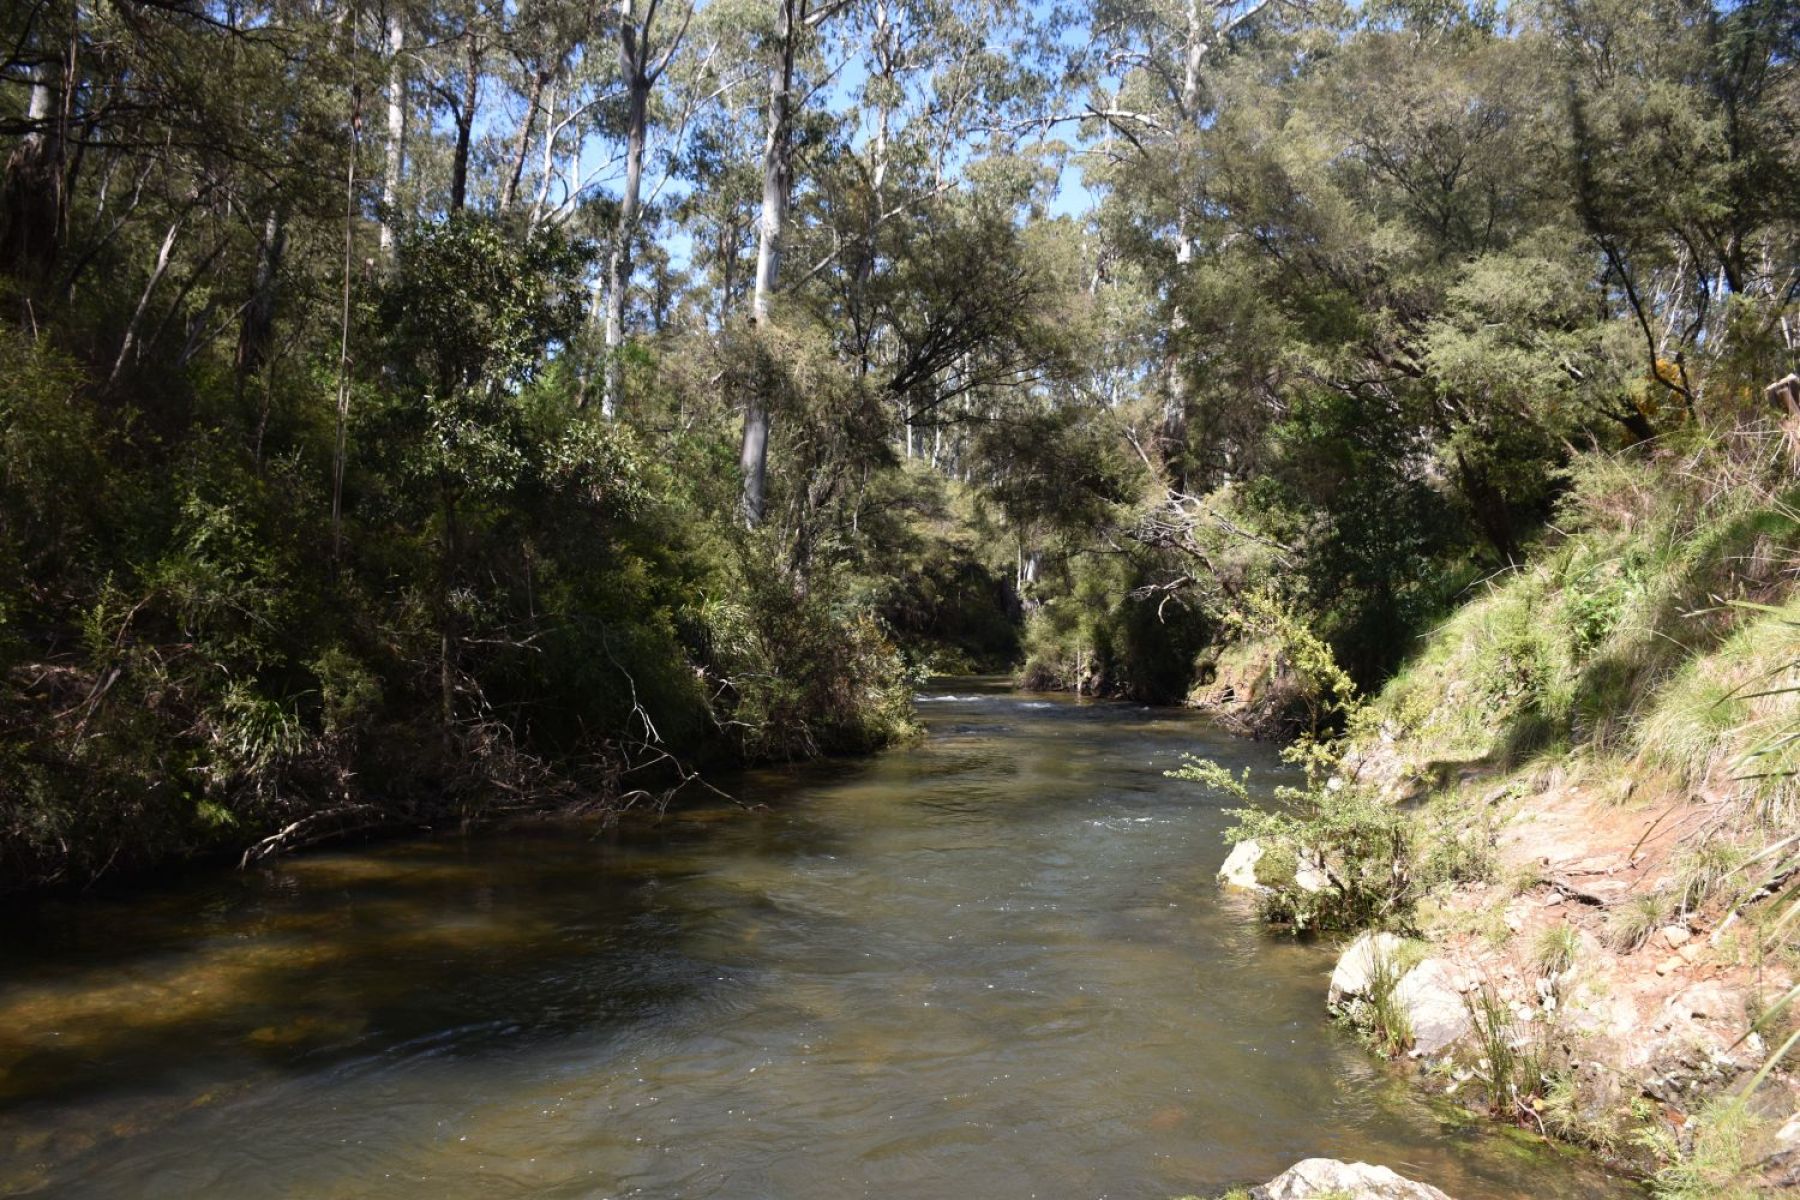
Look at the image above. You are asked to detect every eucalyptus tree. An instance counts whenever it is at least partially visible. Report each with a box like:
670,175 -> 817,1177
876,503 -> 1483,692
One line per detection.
1068,0 -> 1312,477
379,0 -> 410,258
733,0 -> 1066,524
831,0 -> 1063,442
1548,0 -> 1800,415
602,0 -> 695,417
736,0 -> 819,525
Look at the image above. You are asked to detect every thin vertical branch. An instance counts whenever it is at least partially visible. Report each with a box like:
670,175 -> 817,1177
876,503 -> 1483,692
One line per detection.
332,84 -> 364,559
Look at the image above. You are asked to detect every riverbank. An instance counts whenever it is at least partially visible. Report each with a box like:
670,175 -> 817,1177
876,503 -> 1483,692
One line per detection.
1318,751 -> 1799,1195
1204,431 -> 1800,1197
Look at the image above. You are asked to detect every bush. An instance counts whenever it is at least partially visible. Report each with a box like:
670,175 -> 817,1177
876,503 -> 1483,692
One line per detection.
1173,749 -> 1417,932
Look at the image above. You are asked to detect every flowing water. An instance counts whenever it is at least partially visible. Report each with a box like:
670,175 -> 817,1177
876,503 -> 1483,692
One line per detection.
0,682 -> 1637,1199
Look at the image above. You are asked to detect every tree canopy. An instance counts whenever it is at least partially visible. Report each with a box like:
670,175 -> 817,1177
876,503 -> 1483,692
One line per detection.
0,0 -> 1794,886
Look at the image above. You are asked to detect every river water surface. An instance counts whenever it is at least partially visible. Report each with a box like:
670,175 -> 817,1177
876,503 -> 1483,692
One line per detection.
0,682 -> 1637,1199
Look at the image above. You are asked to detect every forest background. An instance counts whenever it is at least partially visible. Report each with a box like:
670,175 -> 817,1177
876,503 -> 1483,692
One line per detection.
0,0 -> 1793,891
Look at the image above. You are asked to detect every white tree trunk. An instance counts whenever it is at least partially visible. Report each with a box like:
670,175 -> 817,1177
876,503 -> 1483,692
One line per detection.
379,11 -> 405,258
110,217 -> 181,381
739,0 -> 798,526
604,0 -> 651,419
1160,0 -> 1212,474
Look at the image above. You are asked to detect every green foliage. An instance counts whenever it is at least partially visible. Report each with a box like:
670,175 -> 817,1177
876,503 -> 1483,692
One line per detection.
1223,777 -> 1418,931
854,466 -> 1021,673
1646,1098 -> 1765,1200
1221,589 -> 1359,736
1174,721 -> 1422,934
1465,984 -> 1548,1124
1018,545 -> 1217,703
703,555 -> 919,761
1533,926 -> 1581,978
1368,430 -> 1800,780
379,215 -> 593,395
1175,603 -> 1500,931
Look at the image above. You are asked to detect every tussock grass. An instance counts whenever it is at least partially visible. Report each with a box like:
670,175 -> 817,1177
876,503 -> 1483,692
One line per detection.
1464,984 -> 1546,1122
1608,891 -> 1674,952
1533,925 -> 1580,977
1364,425 -> 1800,840
1355,941 -> 1436,1058
1645,1098 -> 1765,1200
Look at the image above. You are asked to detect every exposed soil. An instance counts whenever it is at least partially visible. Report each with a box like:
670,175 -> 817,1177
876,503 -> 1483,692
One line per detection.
1348,749 -> 1800,1191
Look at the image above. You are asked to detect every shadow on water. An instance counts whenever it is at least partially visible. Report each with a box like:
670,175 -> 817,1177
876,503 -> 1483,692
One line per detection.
0,684 -> 1641,1200
0,816 -> 853,1124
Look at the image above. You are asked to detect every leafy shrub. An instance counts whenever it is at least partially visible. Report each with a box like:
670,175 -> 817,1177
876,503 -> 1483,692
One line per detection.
1173,751 -> 1416,932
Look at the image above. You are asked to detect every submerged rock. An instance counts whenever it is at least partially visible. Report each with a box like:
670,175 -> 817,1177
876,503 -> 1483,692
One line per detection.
1250,1157 -> 1455,1199
1218,839 -> 1265,890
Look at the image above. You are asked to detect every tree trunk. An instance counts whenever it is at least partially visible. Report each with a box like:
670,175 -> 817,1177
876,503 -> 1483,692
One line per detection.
449,38 -> 481,213
604,0 -> 652,419
718,223 -> 736,329
500,66 -> 548,212
110,216 -> 182,382
1159,0 -> 1209,487
739,0 -> 799,526
237,207 -> 286,419
379,10 -> 405,258
332,89 -> 363,557
857,0 -> 892,384
1,55 -> 66,295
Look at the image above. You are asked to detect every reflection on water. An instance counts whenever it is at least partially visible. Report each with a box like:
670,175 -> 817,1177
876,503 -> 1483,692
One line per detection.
0,681 -> 1637,1199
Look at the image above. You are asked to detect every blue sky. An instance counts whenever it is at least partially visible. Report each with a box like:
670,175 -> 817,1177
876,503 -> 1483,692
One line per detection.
461,0 -> 1102,279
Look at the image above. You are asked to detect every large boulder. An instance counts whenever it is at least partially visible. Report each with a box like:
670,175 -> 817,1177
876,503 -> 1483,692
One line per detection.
1219,839 -> 1331,895
1327,931 -> 1405,1009
1292,849 -> 1331,894
1219,840 -> 1265,890
1251,1158 -> 1455,1199
1392,958 -> 1474,1056
1328,934 -> 1474,1056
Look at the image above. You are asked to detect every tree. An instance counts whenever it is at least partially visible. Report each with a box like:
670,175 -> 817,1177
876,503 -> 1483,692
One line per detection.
603,0 -> 693,417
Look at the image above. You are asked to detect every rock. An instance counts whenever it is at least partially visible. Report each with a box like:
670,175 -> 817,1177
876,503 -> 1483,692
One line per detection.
1757,1149 -> 1800,1192
1661,925 -> 1692,949
1665,982 -> 1738,1024
1251,1158 -> 1455,1200
1219,840 -> 1265,890
1326,936 -> 1476,1055
1394,959 -> 1475,1056
1641,1046 -> 1743,1107
1654,955 -> 1683,976
1293,850 -> 1331,894
1328,931 -> 1406,1010
1678,940 -> 1704,964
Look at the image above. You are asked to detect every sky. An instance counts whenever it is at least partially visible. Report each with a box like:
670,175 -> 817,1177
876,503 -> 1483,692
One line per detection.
459,0 -> 1101,281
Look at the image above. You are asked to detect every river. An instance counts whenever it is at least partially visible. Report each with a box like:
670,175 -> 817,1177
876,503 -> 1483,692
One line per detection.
0,681 -> 1636,1198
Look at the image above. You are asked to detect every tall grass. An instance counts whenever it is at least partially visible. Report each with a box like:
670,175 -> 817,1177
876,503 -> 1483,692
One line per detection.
1464,984 -> 1546,1125
1363,946 -> 1414,1057
1366,425 -> 1800,793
